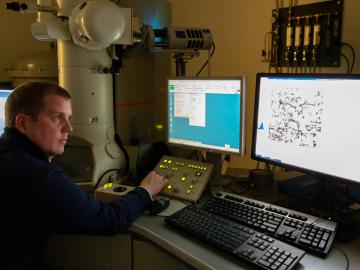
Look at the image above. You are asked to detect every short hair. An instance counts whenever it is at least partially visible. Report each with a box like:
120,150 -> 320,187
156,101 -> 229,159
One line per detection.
5,82 -> 71,128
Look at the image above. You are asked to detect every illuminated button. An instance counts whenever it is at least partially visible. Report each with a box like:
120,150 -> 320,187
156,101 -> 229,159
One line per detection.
189,185 -> 194,189
181,177 -> 186,181
159,165 -> 164,168
204,167 -> 207,171
164,159 -> 168,163
186,189 -> 191,194
109,183 -> 113,187
103,184 -> 109,188
167,184 -> 172,189
195,171 -> 202,177
168,160 -> 172,164
171,167 -> 178,171
188,164 -> 192,168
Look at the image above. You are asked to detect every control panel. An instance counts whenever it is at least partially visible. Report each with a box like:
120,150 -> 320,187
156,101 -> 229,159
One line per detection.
95,183 -> 134,203
155,155 -> 214,202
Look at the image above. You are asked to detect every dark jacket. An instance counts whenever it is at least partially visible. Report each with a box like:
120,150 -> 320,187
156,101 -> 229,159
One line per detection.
0,128 -> 152,269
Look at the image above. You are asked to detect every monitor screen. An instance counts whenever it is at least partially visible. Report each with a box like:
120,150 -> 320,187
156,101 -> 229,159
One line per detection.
252,73 -> 360,184
167,77 -> 246,156
0,87 -> 12,135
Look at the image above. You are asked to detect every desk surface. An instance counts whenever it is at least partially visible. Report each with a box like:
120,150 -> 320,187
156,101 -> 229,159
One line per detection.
131,185 -> 360,270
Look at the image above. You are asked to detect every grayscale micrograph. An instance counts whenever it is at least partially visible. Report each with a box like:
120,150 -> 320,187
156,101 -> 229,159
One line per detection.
268,88 -> 324,148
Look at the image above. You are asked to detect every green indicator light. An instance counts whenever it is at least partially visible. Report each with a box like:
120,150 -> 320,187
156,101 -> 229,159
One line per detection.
154,124 -> 164,130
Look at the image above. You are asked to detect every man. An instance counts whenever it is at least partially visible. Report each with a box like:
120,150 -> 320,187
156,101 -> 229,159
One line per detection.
0,82 -> 168,269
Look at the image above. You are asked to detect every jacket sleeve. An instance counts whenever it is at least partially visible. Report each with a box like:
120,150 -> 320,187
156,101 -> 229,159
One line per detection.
41,167 -> 152,235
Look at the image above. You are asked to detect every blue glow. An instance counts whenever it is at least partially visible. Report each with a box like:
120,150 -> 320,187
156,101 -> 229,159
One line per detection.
0,89 -> 12,134
169,93 -> 241,149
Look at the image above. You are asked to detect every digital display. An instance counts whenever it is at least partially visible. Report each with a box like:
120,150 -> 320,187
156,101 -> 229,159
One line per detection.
168,77 -> 246,155
252,73 -> 360,183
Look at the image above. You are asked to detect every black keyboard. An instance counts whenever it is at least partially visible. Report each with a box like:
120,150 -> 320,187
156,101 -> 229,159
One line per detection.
202,191 -> 337,256
166,206 -> 305,270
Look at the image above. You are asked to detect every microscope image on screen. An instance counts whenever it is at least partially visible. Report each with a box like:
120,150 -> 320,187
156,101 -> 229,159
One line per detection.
267,87 -> 324,148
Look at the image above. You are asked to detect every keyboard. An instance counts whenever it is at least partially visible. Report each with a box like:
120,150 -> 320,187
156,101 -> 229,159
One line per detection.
202,191 -> 337,256
165,206 -> 305,270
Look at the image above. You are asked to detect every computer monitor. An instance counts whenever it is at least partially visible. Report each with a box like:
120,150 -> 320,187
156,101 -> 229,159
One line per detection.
252,73 -> 360,205
0,84 -> 12,135
167,77 -> 246,182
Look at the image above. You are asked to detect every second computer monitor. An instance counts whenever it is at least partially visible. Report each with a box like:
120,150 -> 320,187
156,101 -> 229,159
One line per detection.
167,77 -> 246,156
252,73 -> 360,185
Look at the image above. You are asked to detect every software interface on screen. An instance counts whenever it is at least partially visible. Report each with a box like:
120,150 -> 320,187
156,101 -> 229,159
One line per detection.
253,74 -> 360,183
168,78 -> 245,155
0,90 -> 12,134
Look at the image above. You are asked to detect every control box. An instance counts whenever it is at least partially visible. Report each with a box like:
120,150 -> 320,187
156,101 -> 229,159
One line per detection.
155,155 -> 214,202
95,183 -> 134,203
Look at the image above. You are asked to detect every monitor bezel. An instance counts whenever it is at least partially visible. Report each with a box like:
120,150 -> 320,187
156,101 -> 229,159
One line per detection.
167,76 -> 247,156
251,72 -> 360,185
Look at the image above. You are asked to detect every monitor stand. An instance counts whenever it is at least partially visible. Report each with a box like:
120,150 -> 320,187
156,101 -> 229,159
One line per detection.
205,151 -> 222,185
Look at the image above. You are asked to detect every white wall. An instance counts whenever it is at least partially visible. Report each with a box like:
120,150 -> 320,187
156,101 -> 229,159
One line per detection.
168,0 -> 360,168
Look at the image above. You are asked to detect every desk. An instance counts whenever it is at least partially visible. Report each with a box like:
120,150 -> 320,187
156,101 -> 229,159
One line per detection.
45,175 -> 360,270
130,180 -> 360,270
131,206 -> 360,270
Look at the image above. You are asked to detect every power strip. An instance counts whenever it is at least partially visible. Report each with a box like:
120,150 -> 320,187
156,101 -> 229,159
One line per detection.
155,155 -> 214,202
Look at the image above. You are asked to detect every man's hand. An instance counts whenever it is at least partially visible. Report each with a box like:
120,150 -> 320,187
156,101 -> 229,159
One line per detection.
140,171 -> 169,197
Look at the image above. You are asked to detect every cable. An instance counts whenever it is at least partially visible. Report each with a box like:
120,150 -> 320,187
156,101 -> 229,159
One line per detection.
195,43 -> 216,77
95,168 -> 121,189
341,42 -> 355,74
340,53 -> 350,74
112,74 -> 130,175
334,243 -> 350,270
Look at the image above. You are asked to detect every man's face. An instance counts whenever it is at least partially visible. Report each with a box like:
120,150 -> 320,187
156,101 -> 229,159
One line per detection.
24,94 -> 72,158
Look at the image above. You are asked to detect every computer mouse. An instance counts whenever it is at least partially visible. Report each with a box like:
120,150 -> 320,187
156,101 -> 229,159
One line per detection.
149,198 -> 170,215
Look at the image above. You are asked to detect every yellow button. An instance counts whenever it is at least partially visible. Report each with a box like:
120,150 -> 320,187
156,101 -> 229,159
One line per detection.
168,160 -> 172,164
189,185 -> 194,189
186,190 -> 191,194
164,159 -> 168,163
109,183 -> 113,187
181,177 -> 186,181
167,184 -> 172,189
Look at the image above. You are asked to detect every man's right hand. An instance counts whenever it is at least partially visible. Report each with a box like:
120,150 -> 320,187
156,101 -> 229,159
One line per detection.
139,171 -> 169,197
